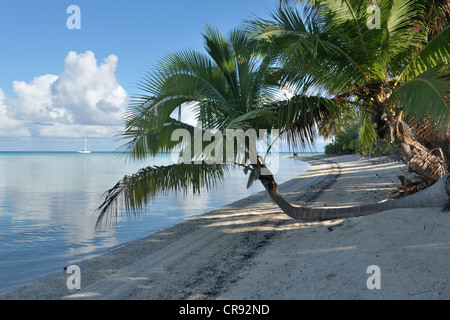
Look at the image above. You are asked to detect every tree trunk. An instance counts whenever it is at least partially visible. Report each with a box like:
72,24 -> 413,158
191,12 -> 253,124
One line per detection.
405,118 -> 450,170
258,170 -> 450,221
388,119 -> 448,182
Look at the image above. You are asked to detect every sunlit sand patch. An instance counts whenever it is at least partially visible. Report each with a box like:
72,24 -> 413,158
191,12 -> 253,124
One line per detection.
63,291 -> 102,299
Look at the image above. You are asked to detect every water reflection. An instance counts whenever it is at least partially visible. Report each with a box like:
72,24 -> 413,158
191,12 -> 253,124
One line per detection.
0,152 -> 311,293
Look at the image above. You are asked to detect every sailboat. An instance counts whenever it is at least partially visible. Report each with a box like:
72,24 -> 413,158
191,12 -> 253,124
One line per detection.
77,134 -> 92,154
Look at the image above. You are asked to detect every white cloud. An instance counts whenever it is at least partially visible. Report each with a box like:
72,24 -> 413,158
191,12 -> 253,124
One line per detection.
0,88 -> 31,137
51,51 -> 127,126
8,74 -> 60,122
0,51 -> 128,139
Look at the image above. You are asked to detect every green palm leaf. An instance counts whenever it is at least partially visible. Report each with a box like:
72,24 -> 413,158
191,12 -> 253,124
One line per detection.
249,4 -> 372,93
273,94 -> 344,149
391,64 -> 450,130
399,25 -> 450,81
95,162 -> 229,228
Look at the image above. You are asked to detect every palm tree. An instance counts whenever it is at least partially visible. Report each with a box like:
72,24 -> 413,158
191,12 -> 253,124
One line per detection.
95,26 -> 342,227
252,0 -> 449,182
96,2 -> 450,228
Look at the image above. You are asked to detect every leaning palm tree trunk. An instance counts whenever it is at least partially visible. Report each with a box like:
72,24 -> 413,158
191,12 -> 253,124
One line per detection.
258,168 -> 450,221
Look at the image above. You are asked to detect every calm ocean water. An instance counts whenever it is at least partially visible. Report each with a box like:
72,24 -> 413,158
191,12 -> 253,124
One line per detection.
0,152 -> 312,294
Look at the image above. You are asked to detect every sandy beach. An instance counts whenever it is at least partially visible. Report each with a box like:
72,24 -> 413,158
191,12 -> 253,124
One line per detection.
1,154 -> 449,300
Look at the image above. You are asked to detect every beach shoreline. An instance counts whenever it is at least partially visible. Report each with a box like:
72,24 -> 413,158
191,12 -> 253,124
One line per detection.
1,154 -> 449,300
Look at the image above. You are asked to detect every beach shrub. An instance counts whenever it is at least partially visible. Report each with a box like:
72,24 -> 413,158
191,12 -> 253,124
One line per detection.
324,125 -> 358,156
324,122 -> 396,157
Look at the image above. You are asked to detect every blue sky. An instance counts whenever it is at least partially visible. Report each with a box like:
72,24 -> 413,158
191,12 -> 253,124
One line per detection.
0,0 -> 328,152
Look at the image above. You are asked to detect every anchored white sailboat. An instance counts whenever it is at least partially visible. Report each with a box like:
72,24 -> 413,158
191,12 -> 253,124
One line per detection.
77,134 -> 91,154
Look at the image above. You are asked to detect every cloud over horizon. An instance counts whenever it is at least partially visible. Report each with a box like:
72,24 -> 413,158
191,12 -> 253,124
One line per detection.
0,51 -> 128,139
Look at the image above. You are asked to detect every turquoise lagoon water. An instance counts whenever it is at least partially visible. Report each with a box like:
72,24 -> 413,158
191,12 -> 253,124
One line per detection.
0,152 -> 313,294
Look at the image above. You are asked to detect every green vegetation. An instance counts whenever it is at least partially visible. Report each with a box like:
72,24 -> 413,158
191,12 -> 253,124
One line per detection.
324,121 -> 395,157
251,0 -> 449,181
324,125 -> 358,156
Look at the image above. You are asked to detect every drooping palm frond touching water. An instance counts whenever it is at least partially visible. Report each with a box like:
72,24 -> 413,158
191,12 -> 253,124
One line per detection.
96,2 -> 450,229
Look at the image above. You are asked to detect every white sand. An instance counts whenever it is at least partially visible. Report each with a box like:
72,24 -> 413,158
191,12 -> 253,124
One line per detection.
1,155 -> 449,300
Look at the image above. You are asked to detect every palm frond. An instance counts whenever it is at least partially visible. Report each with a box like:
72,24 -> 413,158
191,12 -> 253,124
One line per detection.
399,25 -> 450,81
391,64 -> 450,131
377,0 -> 419,68
273,94 -> 345,149
357,111 -> 378,152
226,107 -> 277,130
249,4 -> 372,93
119,116 -> 197,160
95,162 -> 229,229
